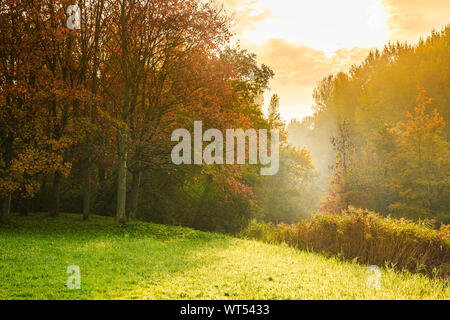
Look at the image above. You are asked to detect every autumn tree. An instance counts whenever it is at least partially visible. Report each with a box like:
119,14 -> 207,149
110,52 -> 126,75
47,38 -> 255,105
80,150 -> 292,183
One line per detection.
98,0 -> 231,223
288,26 -> 449,222
75,0 -> 107,221
0,1 -> 78,220
267,94 -> 286,140
383,86 -> 449,221
321,120 -> 356,213
0,0 -> 32,221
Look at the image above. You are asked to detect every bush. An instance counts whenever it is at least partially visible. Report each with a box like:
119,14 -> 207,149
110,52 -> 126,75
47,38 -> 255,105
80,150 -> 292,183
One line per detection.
244,208 -> 450,278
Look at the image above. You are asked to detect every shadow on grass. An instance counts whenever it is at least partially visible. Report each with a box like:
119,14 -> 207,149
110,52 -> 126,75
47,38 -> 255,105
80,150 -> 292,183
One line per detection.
0,212 -> 233,299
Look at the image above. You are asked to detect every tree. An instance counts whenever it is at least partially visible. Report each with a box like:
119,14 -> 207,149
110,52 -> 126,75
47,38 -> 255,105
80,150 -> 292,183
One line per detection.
77,0 -> 107,221
267,94 -> 285,138
384,86 -> 449,221
312,75 -> 334,114
0,1 -> 76,220
321,120 -> 356,213
99,0 -> 231,224
259,145 -> 319,223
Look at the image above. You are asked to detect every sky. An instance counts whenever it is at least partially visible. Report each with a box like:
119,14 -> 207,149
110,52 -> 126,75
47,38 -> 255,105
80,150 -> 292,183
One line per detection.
221,0 -> 450,121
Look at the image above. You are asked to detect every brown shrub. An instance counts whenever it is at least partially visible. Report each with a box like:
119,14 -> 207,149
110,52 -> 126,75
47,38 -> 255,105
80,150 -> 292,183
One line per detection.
244,208 -> 450,278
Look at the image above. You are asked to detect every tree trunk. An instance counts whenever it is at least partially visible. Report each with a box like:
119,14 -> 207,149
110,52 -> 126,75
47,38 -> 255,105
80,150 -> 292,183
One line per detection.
82,160 -> 90,221
98,166 -> 106,184
116,134 -> 127,224
50,172 -> 62,217
193,176 -> 212,228
128,170 -> 141,220
19,198 -> 29,216
1,193 -> 11,223
82,138 -> 91,221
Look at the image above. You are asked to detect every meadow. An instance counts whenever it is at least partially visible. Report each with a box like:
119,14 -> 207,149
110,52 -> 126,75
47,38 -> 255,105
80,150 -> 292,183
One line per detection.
0,213 -> 448,300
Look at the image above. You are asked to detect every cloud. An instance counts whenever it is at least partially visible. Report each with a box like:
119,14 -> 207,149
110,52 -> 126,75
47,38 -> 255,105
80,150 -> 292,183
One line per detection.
220,0 -> 449,120
220,0 -> 379,119
380,0 -> 450,42
247,39 -> 371,120
257,39 -> 370,85
222,0 -> 276,34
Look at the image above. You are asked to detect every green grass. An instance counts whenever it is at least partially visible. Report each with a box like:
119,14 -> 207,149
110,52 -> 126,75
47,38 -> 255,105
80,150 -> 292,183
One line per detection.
0,213 -> 448,300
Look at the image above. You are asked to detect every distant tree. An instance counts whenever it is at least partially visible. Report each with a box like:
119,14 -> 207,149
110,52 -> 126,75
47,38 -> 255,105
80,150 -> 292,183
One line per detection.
259,145 -> 319,223
384,86 -> 449,222
312,75 -> 334,114
321,120 -> 356,213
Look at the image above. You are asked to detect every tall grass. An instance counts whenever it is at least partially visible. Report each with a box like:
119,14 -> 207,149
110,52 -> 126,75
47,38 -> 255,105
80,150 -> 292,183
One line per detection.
244,208 -> 450,278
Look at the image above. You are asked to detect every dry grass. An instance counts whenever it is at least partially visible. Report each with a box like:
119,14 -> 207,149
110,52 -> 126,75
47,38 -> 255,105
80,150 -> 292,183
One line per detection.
245,208 -> 450,278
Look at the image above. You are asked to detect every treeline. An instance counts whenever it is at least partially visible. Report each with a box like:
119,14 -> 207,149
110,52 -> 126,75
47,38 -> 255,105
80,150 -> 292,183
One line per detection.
288,26 -> 450,224
0,0 -> 318,232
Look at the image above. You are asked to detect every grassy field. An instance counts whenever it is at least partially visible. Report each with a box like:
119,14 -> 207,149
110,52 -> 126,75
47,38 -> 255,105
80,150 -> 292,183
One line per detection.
0,213 -> 448,300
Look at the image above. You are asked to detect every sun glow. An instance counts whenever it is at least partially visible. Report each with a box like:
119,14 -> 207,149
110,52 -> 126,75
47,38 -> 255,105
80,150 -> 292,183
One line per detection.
224,0 -> 390,120
236,0 -> 389,57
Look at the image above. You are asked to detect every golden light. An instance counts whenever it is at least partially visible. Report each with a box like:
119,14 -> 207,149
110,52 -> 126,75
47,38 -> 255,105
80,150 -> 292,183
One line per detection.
238,0 -> 389,56
225,0 -> 390,120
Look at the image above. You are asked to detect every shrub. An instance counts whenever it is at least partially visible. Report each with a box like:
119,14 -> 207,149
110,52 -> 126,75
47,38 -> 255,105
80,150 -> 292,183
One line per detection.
244,208 -> 450,278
